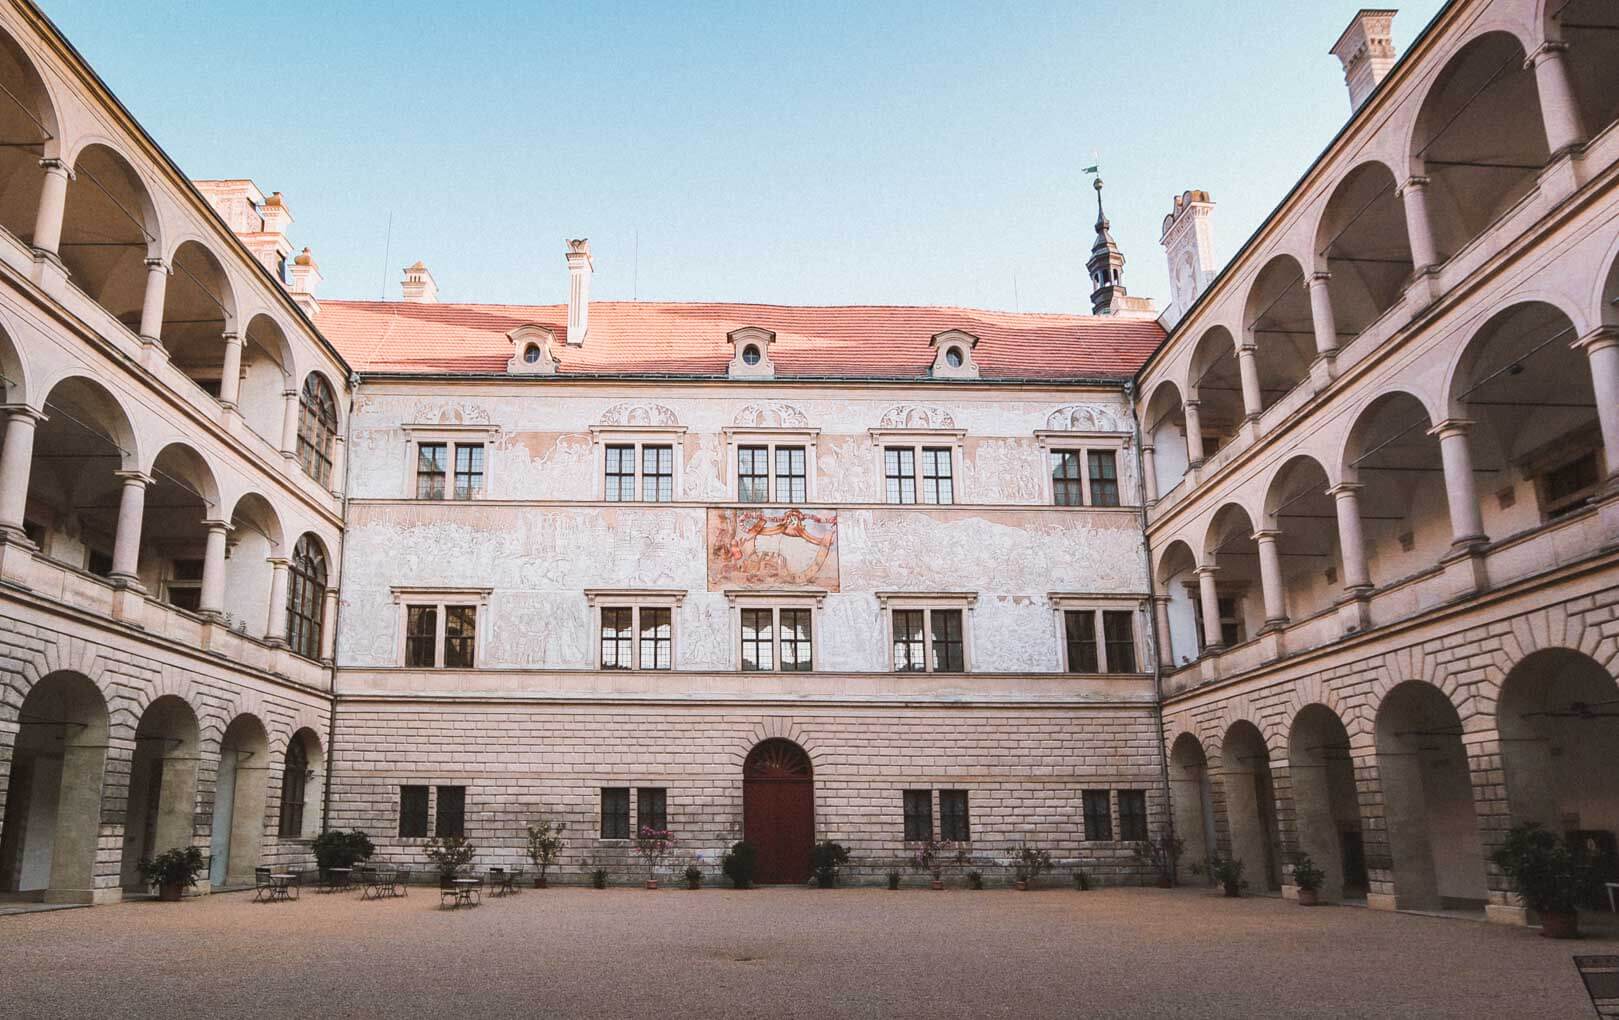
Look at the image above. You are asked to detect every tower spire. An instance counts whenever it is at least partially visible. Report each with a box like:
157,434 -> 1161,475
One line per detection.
1087,172 -> 1128,315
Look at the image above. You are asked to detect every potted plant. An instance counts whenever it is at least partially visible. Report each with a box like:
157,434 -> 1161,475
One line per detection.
592,867 -> 608,889
311,829 -> 375,880
886,869 -> 901,890
1292,853 -> 1326,906
684,864 -> 703,890
967,869 -> 984,890
1490,822 -> 1599,939
525,817 -> 566,888
1011,842 -> 1052,891
1210,856 -> 1244,897
140,846 -> 204,901
635,826 -> 675,889
1073,869 -> 1090,891
423,835 -> 477,884
811,840 -> 850,889
910,838 -> 952,890
722,840 -> 757,890
1132,835 -> 1184,888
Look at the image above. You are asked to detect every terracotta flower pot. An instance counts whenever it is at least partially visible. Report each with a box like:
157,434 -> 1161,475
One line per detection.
1014,880 -> 1029,892
1538,910 -> 1579,939
645,880 -> 658,890
887,875 -> 900,890
930,879 -> 944,891
157,882 -> 184,902
1222,881 -> 1240,898
534,876 -> 547,889
1297,888 -> 1319,907
687,879 -> 700,890
1156,876 -> 1172,889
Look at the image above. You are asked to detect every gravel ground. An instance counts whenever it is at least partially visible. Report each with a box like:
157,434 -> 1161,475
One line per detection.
0,884 -> 1607,1018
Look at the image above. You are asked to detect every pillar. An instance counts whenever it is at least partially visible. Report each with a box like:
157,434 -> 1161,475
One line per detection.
1398,177 -> 1438,272
280,388 -> 299,461
218,333 -> 243,409
1574,327 -> 1619,486
1153,594 -> 1173,670
109,470 -> 150,588
138,258 -> 169,346
0,406 -> 43,539
328,436 -> 346,495
30,157 -> 70,259
1306,272 -> 1338,357
1329,483 -> 1371,590
1253,530 -> 1287,628
198,519 -> 229,617
1183,400 -> 1205,467
320,586 -> 339,662
1431,419 -> 1486,547
1236,344 -> 1263,421
1526,42 -> 1587,157
1141,444 -> 1159,505
1195,565 -> 1223,651
265,556 -> 289,645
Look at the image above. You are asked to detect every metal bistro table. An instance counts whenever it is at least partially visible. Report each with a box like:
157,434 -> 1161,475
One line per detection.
323,867 -> 354,894
269,871 -> 298,902
445,877 -> 480,908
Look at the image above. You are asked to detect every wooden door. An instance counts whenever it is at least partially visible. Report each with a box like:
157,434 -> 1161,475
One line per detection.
742,739 -> 813,884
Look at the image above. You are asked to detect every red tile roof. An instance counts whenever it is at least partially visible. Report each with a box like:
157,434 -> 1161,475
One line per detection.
314,300 -> 1164,381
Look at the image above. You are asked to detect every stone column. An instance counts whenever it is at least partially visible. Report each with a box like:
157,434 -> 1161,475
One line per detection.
1526,42 -> 1587,157
1573,327 -> 1619,486
1397,177 -> 1438,273
0,406 -> 43,540
1236,344 -> 1263,421
218,333 -> 243,409
328,436 -> 346,495
1329,483 -> 1371,590
1431,419 -> 1486,547
265,556 -> 289,645
1183,399 -> 1205,468
198,519 -> 230,617
109,470 -> 150,588
320,587 -> 340,662
280,388 -> 300,461
30,157 -> 71,259
1253,530 -> 1288,628
1306,272 -> 1338,358
1141,444 -> 1159,505
1195,565 -> 1223,651
137,258 -> 169,346
1153,594 -> 1173,670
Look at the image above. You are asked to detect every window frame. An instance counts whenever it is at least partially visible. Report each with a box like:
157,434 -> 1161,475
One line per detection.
1118,789 -> 1148,842
392,587 -> 491,668
1082,789 -> 1114,842
722,427 -> 819,503
726,591 -> 824,672
939,789 -> 971,842
868,427 -> 966,505
586,589 -> 686,670
402,423 -> 499,500
903,789 -> 933,842
1034,431 -> 1131,507
1049,594 -> 1147,674
877,592 -> 976,673
435,784 -> 467,838
637,787 -> 668,832
590,424 -> 687,502
287,535 -> 328,661
296,372 -> 339,488
399,785 -> 430,838
600,787 -> 631,840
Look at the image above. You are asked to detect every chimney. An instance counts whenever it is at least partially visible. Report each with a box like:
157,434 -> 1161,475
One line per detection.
288,247 -> 322,316
565,239 -> 592,346
1159,190 -> 1217,330
261,191 -> 292,237
401,260 -> 438,303
1332,9 -> 1398,112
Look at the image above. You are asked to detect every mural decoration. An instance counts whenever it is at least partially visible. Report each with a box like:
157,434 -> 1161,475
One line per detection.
708,507 -> 839,591
600,401 -> 679,427
733,401 -> 809,429
1045,404 -> 1121,432
879,404 -> 956,430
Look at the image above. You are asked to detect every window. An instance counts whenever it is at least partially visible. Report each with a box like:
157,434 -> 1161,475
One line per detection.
86,547 -> 112,578
603,442 -> 675,501
725,433 -> 815,501
886,601 -> 972,672
444,606 -> 478,667
638,787 -> 667,831
1539,449 -> 1601,519
279,738 -> 308,837
1051,451 -> 1085,506
775,446 -> 807,503
883,441 -> 959,505
740,605 -> 814,671
297,373 -> 338,486
1088,451 -> 1120,507
1042,442 -> 1127,506
884,447 -> 916,504
416,441 -> 484,500
642,445 -> 674,501
921,447 -> 954,505
591,592 -> 685,670
287,535 -> 327,660
741,608 -> 773,670
1082,790 -> 1113,841
903,790 -> 933,842
892,609 -> 926,671
405,606 -> 438,667
601,608 -> 634,669
639,607 -> 672,670
605,444 -> 636,501
1118,789 -> 1148,842
164,558 -> 203,612
435,785 -> 466,838
738,446 -> 770,502
402,600 -> 478,668
1102,610 -> 1136,673
399,785 -> 429,838
780,608 -> 813,671
931,610 -> 964,671
415,443 -> 447,499
601,788 -> 631,839
454,444 -> 485,500
1064,611 -> 1100,673
940,790 -> 970,841
1192,592 -> 1246,650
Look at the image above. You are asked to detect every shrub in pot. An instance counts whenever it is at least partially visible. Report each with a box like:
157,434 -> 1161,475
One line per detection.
1073,869 -> 1090,891
722,840 -> 757,890
1132,835 -> 1183,888
1291,853 -> 1326,906
811,840 -> 850,889
1210,856 -> 1245,897
1011,842 -> 1052,891
685,864 -> 702,890
635,825 -> 675,890
311,829 -> 375,879
423,835 -> 477,884
886,870 -> 901,890
1490,822 -> 1599,939
591,868 -> 608,889
140,846 -> 205,901
525,817 -> 566,888
967,869 -> 984,891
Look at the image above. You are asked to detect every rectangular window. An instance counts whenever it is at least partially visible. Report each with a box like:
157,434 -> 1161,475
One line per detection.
738,445 -> 770,502
601,787 -> 630,839
931,609 -> 965,672
1118,789 -> 1148,842
903,790 -> 933,842
780,608 -> 813,671
940,790 -> 970,841
1219,596 -> 1244,648
642,445 -> 674,502
741,607 -> 774,671
164,558 -> 204,612
639,607 -> 672,670
921,447 -> 954,505
1064,610 -> 1099,673
1051,451 -> 1085,506
1541,450 -> 1600,519
416,443 -> 447,499
637,787 -> 667,832
1088,451 -> 1120,507
453,444 -> 485,500
605,444 -> 636,502
86,547 -> 112,578
443,605 -> 477,668
775,446 -> 807,503
600,607 -> 633,670
884,447 -> 917,504
892,609 -> 926,671
1102,610 -> 1136,673
1082,789 -> 1113,841
399,785 -> 429,838
405,606 -> 438,667
435,785 -> 466,838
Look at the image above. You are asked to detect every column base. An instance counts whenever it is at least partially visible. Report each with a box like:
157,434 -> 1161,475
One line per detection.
43,885 -> 121,906
1537,146 -> 1588,205
109,580 -> 148,627
1439,542 -> 1489,598
1402,267 -> 1440,318
0,527 -> 36,585
30,248 -> 68,298
1240,416 -> 1262,444
138,337 -> 169,372
1335,588 -> 1373,635
1253,627 -> 1285,665
1309,352 -> 1338,391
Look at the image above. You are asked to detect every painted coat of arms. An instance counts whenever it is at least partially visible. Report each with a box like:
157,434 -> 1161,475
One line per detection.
707,508 -> 839,591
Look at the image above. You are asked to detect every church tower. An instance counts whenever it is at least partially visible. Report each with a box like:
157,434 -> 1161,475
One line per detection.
1087,176 -> 1128,315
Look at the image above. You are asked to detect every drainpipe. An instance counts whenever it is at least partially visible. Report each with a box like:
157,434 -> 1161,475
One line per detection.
321,372 -> 359,834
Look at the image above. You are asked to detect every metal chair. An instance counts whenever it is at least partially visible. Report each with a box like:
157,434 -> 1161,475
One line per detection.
253,867 -> 276,903
1576,956 -> 1619,1018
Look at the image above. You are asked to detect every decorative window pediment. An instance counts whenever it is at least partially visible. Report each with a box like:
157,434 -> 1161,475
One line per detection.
929,330 -> 980,379
506,323 -> 560,375
728,326 -> 777,379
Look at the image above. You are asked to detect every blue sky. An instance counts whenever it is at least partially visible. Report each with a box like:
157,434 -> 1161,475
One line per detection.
40,1 -> 1446,312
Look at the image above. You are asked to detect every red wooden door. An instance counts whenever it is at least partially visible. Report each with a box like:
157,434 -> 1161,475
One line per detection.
743,740 -> 814,884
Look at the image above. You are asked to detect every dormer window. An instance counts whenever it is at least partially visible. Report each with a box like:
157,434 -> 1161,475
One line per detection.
523,344 -> 542,364
742,344 -> 762,366
506,323 -> 559,375
728,327 -> 776,378
929,329 -> 980,379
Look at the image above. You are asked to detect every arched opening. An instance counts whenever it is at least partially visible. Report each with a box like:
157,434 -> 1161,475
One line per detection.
296,372 -> 338,488
140,444 -> 218,612
1449,302 -> 1597,530
61,144 -> 157,328
120,694 -> 201,892
1188,327 -> 1244,456
1375,680 -> 1487,911
1155,540 -> 1200,668
1288,705 -> 1366,903
1264,456 -> 1342,623
1552,0 -> 1619,139
287,533 -> 328,660
1341,392 -> 1448,588
1169,732 -> 1216,882
224,493 -> 282,641
0,672 -> 107,903
1220,720 -> 1282,892
26,377 -> 137,577
1498,649 -> 1619,844
1410,32 -> 1548,264
1315,162 -> 1412,338
0,28 -> 59,245
278,728 -> 323,840
161,240 -> 235,399
1203,504 -> 1263,647
239,314 -> 291,444
1144,380 -> 1189,497
742,738 -> 813,884
1243,255 -> 1314,409
210,714 -> 268,888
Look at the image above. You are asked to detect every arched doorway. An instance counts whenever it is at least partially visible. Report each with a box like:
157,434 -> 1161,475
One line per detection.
1288,705 -> 1366,903
0,672 -> 107,903
1221,720 -> 1282,892
1168,732 -> 1216,882
742,738 -> 813,884
119,695 -> 200,891
1497,650 -> 1619,845
210,714 -> 268,888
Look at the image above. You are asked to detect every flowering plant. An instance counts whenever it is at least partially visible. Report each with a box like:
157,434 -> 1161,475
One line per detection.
909,838 -> 962,879
635,826 -> 676,881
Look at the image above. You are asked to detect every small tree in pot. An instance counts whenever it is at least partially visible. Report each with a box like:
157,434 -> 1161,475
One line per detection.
684,864 -> 703,890
635,826 -> 675,889
1132,835 -> 1184,888
140,846 -> 205,901
525,818 -> 567,888
311,830 -> 375,880
1490,822 -> 1600,939
1210,856 -> 1245,897
909,838 -> 950,890
423,835 -> 477,885
722,840 -> 757,889
1011,842 -> 1052,891
1291,853 -> 1326,906
811,840 -> 851,888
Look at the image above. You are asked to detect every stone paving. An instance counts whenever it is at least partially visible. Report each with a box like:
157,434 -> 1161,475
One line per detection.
0,884 -> 1608,1018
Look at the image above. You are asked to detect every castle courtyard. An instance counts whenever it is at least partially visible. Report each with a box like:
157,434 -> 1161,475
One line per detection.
0,887 -> 1606,1018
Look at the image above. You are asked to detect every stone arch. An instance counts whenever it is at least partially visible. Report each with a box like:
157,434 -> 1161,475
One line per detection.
1203,502 -> 1264,646
1543,0 -> 1619,142
1311,160 -> 1412,340
1594,226 -> 1619,329
0,317 -> 29,406
1288,703 -> 1367,902
1242,254 -> 1314,411
26,375 -> 141,580
0,24 -> 61,245
741,735 -> 815,884
1154,539 -> 1200,669
162,239 -> 239,398
238,313 -> 292,443
1262,453 -> 1342,623
277,726 -> 323,840
1337,389 -> 1449,588
726,718 -> 823,769
211,713 -> 269,887
224,492 -> 283,641
1143,378 -> 1189,496
1219,718 -> 1282,892
1168,731 -> 1216,881
119,692 -> 202,890
1187,326 -> 1243,455
61,141 -> 162,325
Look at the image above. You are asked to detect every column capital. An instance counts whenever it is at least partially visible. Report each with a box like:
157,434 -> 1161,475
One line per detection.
1427,417 -> 1473,439
1183,398 -> 1201,410
1236,343 -> 1258,356
143,256 -> 170,273
1396,175 -> 1430,197
221,330 -> 242,345
1,404 -> 46,425
1327,481 -> 1364,499
1573,325 -> 1619,355
1193,564 -> 1219,579
202,518 -> 233,534
266,555 -> 290,568
1140,442 -> 1155,454
1524,40 -> 1569,70
37,157 -> 72,179
1251,529 -> 1282,543
113,469 -> 152,487
1306,271 -> 1332,288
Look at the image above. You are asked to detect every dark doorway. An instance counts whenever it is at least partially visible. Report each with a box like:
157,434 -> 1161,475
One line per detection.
742,739 -> 814,884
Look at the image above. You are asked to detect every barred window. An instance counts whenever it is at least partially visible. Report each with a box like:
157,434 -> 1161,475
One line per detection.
639,607 -> 673,670
454,444 -> 485,500
416,443 -> 447,499
638,787 -> 668,831
605,444 -> 636,501
164,557 -> 203,612
296,373 -> 337,487
1088,450 -> 1120,507
1103,610 -> 1136,673
903,790 -> 932,842
399,785 -> 429,838
444,606 -> 477,668
921,447 -> 954,505
884,447 -> 917,504
1118,789 -> 1148,842
405,606 -> 438,667
601,608 -> 633,669
940,790 -> 970,841
741,607 -> 774,671
1082,789 -> 1113,841
435,785 -> 466,838
1065,610 -> 1099,673
931,609 -> 965,671
601,787 -> 630,839
738,446 -> 770,502
279,737 -> 308,837
892,609 -> 926,671
287,535 -> 327,660
780,608 -> 812,671
775,446 -> 807,503
642,445 -> 674,502
1051,451 -> 1085,506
